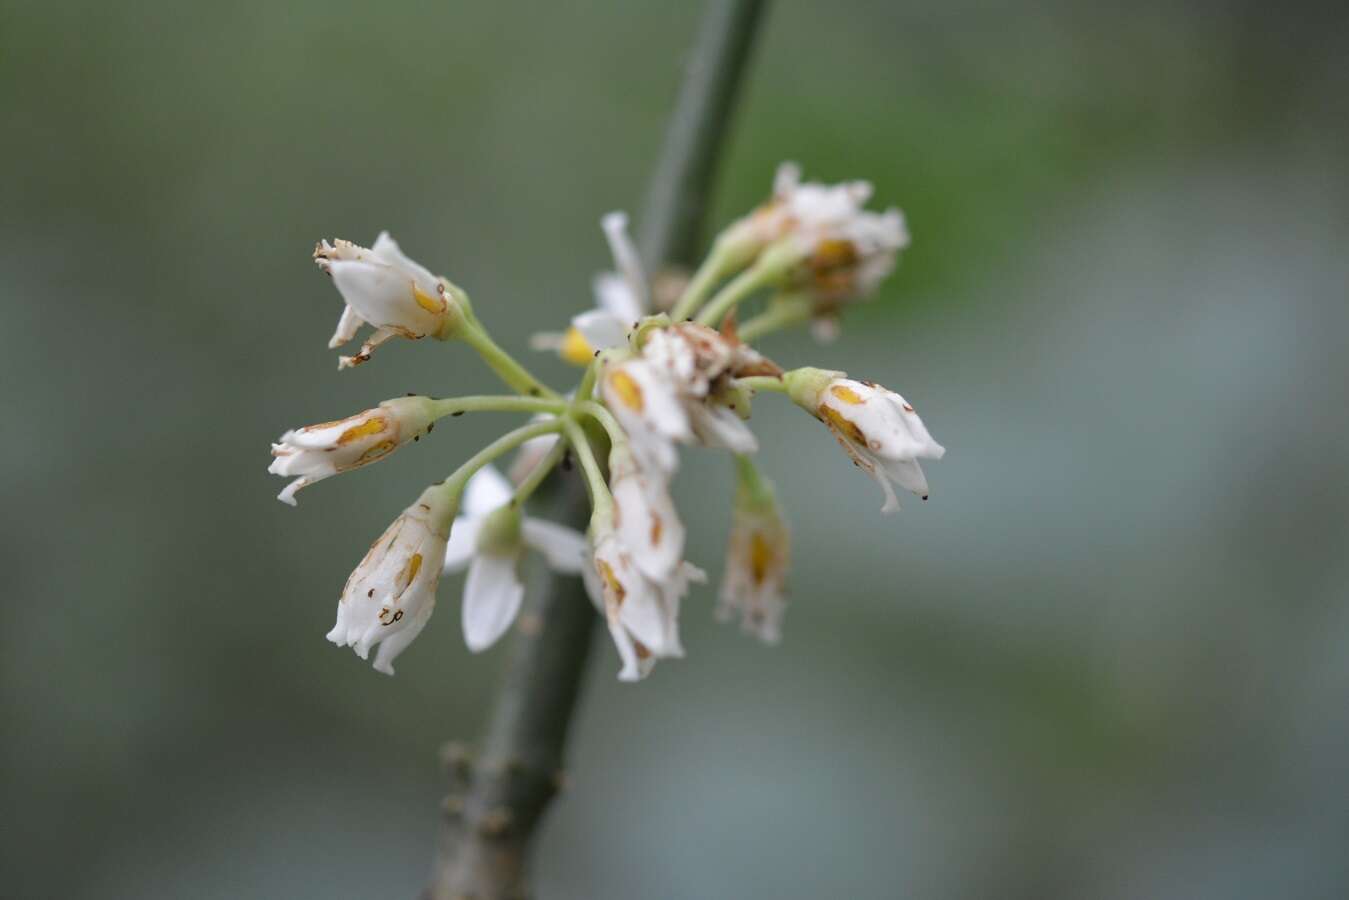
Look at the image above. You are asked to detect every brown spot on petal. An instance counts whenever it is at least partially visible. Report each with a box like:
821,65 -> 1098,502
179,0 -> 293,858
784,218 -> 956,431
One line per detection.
649,511 -> 663,547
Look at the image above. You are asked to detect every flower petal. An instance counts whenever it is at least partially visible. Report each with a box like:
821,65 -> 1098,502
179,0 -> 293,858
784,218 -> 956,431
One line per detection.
599,211 -> 649,316
442,516 -> 484,573
463,465 -> 514,517
612,474 -> 685,581
688,404 -> 759,454
372,601 -> 434,675
370,231 -> 440,297
880,456 -> 929,498
618,587 -> 668,656
607,617 -> 645,682
329,303 -> 365,348
462,553 -> 525,652
573,307 -> 630,351
521,518 -> 589,573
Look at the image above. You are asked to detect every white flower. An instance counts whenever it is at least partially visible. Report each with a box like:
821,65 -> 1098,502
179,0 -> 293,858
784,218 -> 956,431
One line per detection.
532,211 -> 647,364
326,484 -> 455,675
441,466 -> 588,652
600,323 -> 767,474
268,396 -> 437,505
583,527 -> 704,682
601,356 -> 689,474
608,445 -> 685,580
718,497 -> 791,644
793,373 -> 945,514
723,163 -> 910,338
314,232 -> 462,369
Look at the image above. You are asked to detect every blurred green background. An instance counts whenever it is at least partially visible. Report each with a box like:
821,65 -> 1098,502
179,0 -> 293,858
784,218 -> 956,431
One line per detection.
4,0 -> 1348,897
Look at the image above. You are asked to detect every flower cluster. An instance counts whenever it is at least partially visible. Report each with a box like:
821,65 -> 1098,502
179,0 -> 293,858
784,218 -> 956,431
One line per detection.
269,163 -> 943,679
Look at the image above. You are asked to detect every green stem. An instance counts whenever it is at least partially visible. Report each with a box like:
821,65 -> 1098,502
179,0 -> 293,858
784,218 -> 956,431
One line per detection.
738,295 -> 811,341
693,261 -> 773,326
460,321 -> 561,399
561,418 -> 612,517
443,421 -> 564,498
430,395 -> 566,419
669,245 -> 731,321
575,400 -> 627,447
736,374 -> 788,393
574,356 -> 604,404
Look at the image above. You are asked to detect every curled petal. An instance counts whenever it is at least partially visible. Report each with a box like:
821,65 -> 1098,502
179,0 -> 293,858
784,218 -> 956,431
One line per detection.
329,304 -> 365,348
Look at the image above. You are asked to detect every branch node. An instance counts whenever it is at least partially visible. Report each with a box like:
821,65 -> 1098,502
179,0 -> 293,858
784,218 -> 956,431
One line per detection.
440,740 -> 475,776
479,806 -> 514,837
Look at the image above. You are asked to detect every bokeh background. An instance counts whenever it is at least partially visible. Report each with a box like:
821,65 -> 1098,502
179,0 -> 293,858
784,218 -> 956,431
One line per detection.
4,0 -> 1348,897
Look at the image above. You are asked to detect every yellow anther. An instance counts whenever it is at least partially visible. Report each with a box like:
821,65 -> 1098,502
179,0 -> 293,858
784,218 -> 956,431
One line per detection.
608,369 -> 645,412
560,327 -> 594,366
829,384 -> 865,405
820,404 -> 867,445
338,415 -> 388,445
413,284 -> 446,314
749,531 -> 773,585
597,560 -> 626,605
397,553 -> 423,593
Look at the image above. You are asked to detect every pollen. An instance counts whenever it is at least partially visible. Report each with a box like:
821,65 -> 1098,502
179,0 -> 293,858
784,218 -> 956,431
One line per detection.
413,284 -> 446,314
560,326 -> 595,366
649,512 -> 663,547
608,369 -> 645,412
829,384 -> 865,405
338,416 -> 388,445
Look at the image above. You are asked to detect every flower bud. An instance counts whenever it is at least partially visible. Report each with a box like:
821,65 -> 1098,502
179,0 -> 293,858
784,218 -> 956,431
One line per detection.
802,376 -> 946,514
718,163 -> 908,337
268,396 -> 438,505
718,458 -> 790,643
326,484 -> 456,674
314,232 -> 466,368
